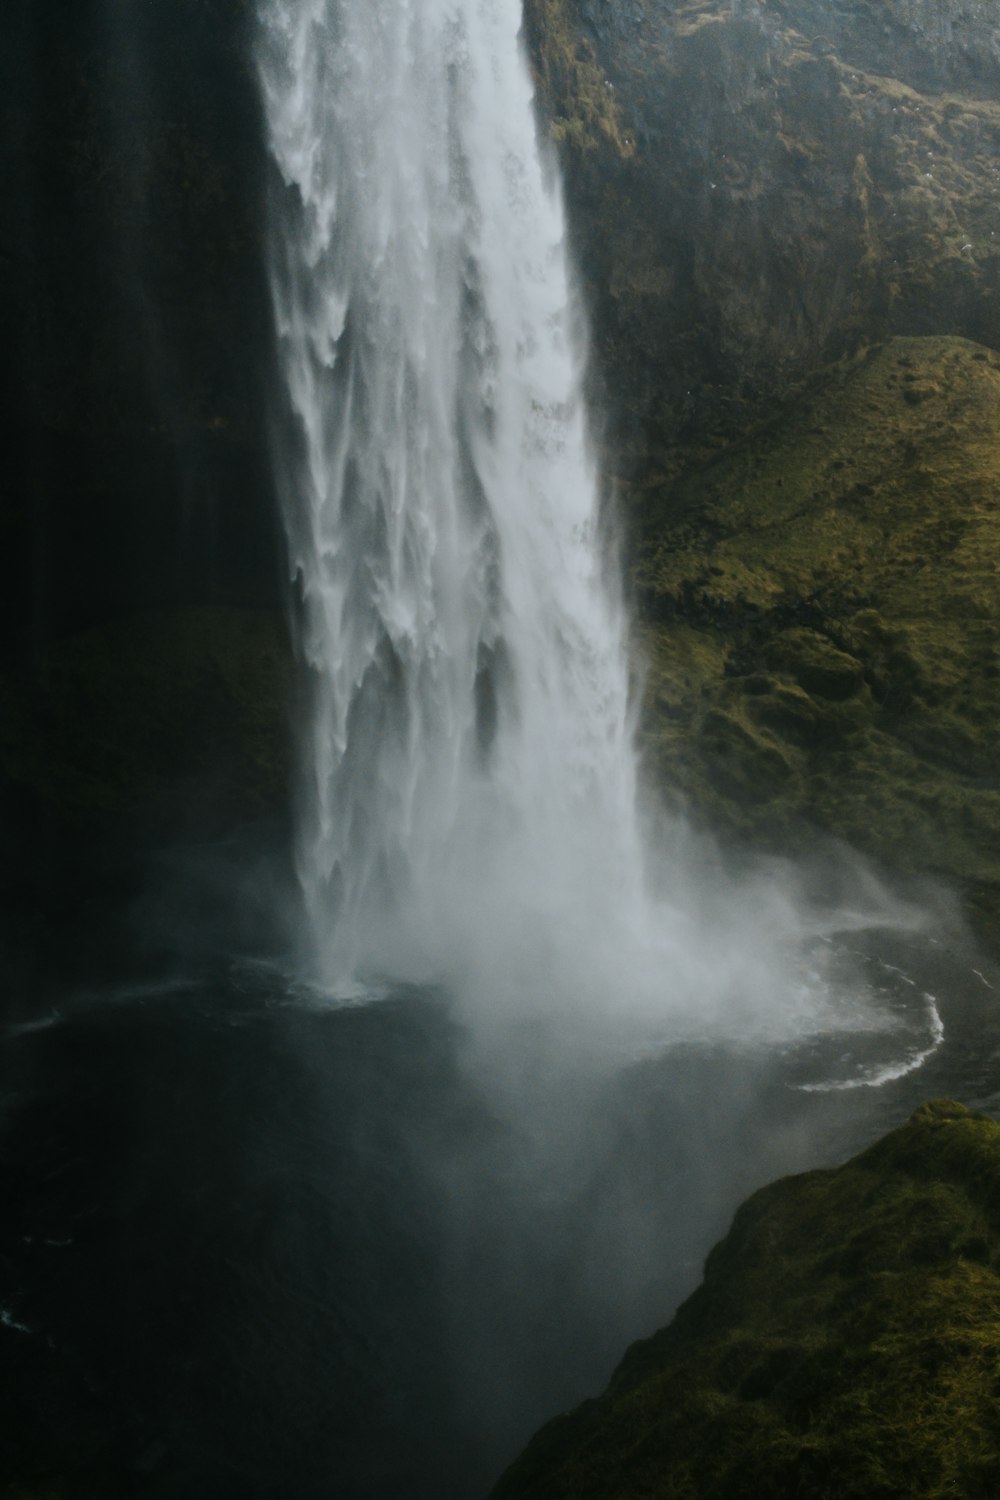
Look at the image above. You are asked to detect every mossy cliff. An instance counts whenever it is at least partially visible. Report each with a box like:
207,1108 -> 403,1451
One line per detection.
632,334 -> 1000,937
4,0 -> 999,944
0,607 -> 291,835
523,0 -> 1000,940
492,1100 -> 1000,1499
525,0 -> 1000,468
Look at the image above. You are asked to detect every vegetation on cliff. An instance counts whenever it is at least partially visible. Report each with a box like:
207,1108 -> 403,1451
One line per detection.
527,0 -> 1000,468
492,1100 -> 1000,1499
522,0 -> 633,156
632,334 -> 1000,938
522,0 -> 1000,941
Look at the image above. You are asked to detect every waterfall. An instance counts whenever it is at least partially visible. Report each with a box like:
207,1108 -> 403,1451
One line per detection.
257,0 -> 646,993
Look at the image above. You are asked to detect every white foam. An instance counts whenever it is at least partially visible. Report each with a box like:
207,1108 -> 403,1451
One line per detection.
797,992 -> 944,1093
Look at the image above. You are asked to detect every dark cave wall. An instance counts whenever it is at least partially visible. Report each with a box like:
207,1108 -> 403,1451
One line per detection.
0,0 -> 281,653
0,2 -> 293,974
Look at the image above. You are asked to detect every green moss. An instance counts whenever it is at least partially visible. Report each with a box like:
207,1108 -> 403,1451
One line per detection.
633,335 -> 1000,941
492,1101 -> 1000,1500
521,0 -> 633,158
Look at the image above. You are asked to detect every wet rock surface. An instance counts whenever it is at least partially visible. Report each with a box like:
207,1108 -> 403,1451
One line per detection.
0,0 -> 279,646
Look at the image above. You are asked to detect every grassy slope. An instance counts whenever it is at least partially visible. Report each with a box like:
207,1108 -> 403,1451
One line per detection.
631,334 -> 1000,937
492,1100 -> 1000,1499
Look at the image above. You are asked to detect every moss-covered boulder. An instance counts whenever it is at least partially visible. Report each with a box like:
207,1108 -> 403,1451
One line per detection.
632,334 -> 1000,938
491,1099 -> 1000,1499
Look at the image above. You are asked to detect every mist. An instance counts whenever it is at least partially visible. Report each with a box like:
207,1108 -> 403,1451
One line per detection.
3,0 -> 1000,1496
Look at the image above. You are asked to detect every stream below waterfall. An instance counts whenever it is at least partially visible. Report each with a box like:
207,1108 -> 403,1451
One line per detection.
1,925 -> 998,1499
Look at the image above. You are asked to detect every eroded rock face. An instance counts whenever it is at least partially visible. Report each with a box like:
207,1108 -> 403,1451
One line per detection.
491,1099 -> 1000,1499
526,0 -> 1000,469
764,0 -> 1000,95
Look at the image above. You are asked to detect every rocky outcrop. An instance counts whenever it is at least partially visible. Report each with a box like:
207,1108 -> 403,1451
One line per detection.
523,0 -> 1000,938
491,1100 -> 1000,1498
526,0 -> 1000,470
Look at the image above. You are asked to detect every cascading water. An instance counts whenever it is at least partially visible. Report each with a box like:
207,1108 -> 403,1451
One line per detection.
257,0 -> 937,1072
258,0 -> 646,992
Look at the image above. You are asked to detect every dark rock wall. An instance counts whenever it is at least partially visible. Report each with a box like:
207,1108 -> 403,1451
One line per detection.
4,0 -> 1000,947
766,0 -> 1000,95
0,2 -> 291,974
1,0 -> 280,652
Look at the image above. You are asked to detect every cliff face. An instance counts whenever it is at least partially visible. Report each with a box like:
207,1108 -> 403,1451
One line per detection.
526,0 -> 1000,471
525,0 -> 1000,936
0,1 -> 291,960
491,1100 -> 1000,1499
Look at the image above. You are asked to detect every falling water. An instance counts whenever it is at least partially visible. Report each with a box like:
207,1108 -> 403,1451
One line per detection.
256,0 -> 937,1072
258,0 -> 645,991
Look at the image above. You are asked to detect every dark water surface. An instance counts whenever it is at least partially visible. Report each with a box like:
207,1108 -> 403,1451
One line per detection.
1,931 -> 998,1498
